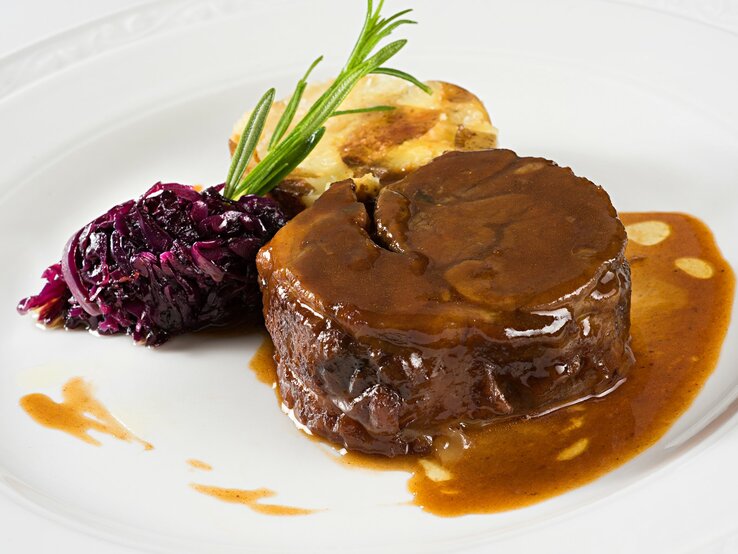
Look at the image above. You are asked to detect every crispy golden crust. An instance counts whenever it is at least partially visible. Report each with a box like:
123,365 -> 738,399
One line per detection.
229,76 -> 497,207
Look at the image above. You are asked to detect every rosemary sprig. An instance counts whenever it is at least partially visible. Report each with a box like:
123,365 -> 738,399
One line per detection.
223,88 -> 274,199
267,56 -> 323,151
224,0 -> 430,201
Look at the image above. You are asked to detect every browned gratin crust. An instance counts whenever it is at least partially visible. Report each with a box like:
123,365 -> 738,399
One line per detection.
230,76 -> 497,212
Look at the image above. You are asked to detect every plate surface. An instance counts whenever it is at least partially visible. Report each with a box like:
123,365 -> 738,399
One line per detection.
1,1 -> 737,552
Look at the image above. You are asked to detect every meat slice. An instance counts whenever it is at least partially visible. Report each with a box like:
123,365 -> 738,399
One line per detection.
256,149 -> 633,457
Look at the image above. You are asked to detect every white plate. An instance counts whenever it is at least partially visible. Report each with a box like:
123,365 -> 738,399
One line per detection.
1,1 -> 738,552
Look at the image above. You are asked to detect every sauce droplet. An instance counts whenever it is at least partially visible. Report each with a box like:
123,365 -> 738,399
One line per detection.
187,459 -> 213,471
20,377 -> 153,450
190,484 -> 316,516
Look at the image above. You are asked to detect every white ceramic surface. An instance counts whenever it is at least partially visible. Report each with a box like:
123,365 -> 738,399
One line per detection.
1,1 -> 737,552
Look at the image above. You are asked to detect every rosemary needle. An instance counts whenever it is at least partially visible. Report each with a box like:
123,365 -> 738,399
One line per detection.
332,105 -> 396,117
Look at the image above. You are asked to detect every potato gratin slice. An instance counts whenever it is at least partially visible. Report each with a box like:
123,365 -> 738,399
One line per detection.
230,75 -> 497,211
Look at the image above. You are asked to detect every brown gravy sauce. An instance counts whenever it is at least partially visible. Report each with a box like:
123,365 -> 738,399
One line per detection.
19,377 -> 153,450
187,459 -> 213,471
190,484 -> 315,516
251,212 -> 734,516
19,380 -> 312,516
249,335 -> 278,388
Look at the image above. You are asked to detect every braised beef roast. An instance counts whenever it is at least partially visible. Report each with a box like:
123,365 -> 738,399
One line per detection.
256,149 -> 634,456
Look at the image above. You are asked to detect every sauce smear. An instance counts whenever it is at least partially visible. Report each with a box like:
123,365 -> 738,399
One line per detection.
187,459 -> 213,471
249,335 -> 278,387
20,377 -> 153,450
251,212 -> 734,516
191,484 -> 315,516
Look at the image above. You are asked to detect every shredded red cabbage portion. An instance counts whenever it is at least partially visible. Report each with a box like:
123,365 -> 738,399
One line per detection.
18,183 -> 286,345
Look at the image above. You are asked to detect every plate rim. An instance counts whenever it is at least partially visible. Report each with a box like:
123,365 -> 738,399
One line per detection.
1,1 -> 738,553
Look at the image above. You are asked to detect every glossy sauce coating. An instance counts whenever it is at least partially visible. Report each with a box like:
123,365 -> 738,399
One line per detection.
257,150 -> 634,456
261,150 -> 628,337
252,212 -> 734,515
20,377 -> 152,450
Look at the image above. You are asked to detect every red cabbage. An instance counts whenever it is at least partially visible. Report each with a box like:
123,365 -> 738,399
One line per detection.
18,183 -> 286,345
